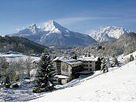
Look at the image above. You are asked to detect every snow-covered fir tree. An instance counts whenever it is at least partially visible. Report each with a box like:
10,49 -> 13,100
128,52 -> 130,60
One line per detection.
129,55 -> 134,62
33,50 -> 56,93
112,56 -> 119,67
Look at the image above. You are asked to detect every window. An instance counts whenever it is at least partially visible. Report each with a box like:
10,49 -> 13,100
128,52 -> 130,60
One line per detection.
84,64 -> 88,67
90,64 -> 92,67
62,64 -> 68,72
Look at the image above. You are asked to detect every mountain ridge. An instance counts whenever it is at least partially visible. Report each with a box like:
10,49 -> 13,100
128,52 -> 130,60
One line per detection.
0,35 -> 47,54
12,20 -> 97,49
89,26 -> 129,42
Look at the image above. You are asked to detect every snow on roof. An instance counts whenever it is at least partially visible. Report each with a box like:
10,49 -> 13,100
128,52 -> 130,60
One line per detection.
55,75 -> 70,79
53,57 -> 82,65
32,57 -> 40,63
78,56 -> 98,62
65,60 -> 82,65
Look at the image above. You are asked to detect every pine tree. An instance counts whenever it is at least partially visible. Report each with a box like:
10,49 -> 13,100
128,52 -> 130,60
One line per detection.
72,53 -> 77,60
95,57 -> 101,70
115,57 -> 119,66
112,56 -> 119,67
129,55 -> 134,62
33,51 -> 56,93
4,75 -> 11,88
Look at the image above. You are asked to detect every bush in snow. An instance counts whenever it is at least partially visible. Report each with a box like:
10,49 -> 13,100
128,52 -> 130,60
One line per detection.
8,57 -> 33,82
8,59 -> 25,82
10,83 -> 19,88
0,57 -> 11,88
24,56 -> 32,79
33,51 -> 56,93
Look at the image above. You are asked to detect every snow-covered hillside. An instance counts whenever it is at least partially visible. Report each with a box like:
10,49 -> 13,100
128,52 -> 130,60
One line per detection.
0,52 -> 136,102
30,60 -> 136,102
89,26 -> 129,42
0,54 -> 135,102
118,51 -> 136,63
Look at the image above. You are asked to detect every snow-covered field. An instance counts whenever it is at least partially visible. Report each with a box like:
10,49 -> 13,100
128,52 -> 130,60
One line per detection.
0,80 -> 41,102
0,53 -> 40,62
0,53 -> 41,102
30,60 -> 136,102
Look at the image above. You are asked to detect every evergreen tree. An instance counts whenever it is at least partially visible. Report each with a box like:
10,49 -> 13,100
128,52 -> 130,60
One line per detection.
112,56 -> 119,67
95,57 -> 101,70
4,75 -> 11,88
129,55 -> 134,62
101,58 -> 108,73
33,51 -> 56,93
72,53 -> 77,60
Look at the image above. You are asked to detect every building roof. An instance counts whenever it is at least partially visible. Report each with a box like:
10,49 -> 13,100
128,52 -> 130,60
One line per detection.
53,56 -> 82,66
55,75 -> 70,79
78,56 -> 98,62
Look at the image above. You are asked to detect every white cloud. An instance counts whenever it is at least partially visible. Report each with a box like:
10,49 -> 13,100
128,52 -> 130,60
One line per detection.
55,16 -> 120,26
55,17 -> 92,26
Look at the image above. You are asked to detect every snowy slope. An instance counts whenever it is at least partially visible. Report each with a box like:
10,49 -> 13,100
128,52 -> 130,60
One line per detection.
30,60 -> 136,102
118,51 -> 136,63
89,26 -> 129,42
123,51 -> 136,60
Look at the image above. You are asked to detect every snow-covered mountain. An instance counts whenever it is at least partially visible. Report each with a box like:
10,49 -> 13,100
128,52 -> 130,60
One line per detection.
13,24 -> 47,42
18,24 -> 40,34
13,21 -> 97,49
43,20 -> 70,34
89,26 -> 129,42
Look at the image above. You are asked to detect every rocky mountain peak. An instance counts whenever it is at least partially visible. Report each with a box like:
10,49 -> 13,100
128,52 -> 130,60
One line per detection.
89,26 -> 129,42
43,20 -> 69,34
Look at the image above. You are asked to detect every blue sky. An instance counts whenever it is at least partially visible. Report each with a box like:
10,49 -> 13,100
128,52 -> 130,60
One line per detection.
0,0 -> 136,34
